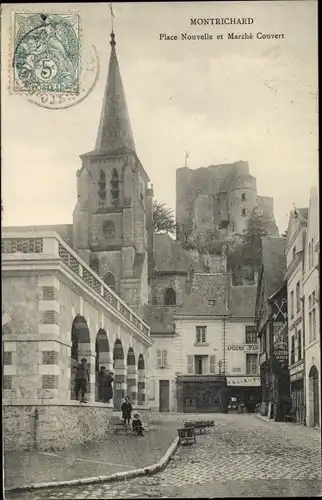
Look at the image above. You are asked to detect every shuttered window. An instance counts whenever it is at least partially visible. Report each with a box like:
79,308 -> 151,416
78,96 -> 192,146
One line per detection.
209,355 -> 216,374
157,349 -> 168,368
187,355 -> 194,374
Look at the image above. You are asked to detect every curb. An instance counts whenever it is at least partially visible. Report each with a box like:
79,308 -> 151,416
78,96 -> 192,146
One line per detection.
5,436 -> 180,494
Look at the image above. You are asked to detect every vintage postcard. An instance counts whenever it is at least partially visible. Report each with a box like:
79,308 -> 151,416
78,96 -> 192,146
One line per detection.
1,1 -> 320,499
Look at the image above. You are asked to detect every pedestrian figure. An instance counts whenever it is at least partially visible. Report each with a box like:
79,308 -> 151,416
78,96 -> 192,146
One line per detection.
121,396 -> 132,428
75,358 -> 90,403
105,371 -> 114,403
98,366 -> 106,402
132,412 -> 144,436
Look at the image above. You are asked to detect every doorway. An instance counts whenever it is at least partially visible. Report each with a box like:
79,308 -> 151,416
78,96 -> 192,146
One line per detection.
159,380 -> 170,412
309,365 -> 319,427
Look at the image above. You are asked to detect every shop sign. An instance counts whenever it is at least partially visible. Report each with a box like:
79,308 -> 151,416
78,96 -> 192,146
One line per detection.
227,376 -> 260,387
273,322 -> 288,363
227,344 -> 259,352
177,375 -> 225,383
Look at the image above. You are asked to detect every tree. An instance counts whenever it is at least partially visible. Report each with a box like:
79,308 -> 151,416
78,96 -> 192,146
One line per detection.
241,208 -> 269,271
153,201 -> 176,235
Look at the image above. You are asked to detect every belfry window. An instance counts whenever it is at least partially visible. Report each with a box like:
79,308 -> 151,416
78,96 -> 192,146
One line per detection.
111,168 -> 120,202
98,170 -> 106,200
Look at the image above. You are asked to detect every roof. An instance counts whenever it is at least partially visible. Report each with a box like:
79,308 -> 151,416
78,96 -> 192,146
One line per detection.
180,273 -> 230,315
229,285 -> 257,317
95,33 -> 135,153
144,305 -> 176,334
154,234 -> 202,273
261,236 -> 286,297
3,224 -> 73,248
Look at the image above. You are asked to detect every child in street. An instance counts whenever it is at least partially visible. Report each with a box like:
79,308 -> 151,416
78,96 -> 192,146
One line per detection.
132,412 -> 144,436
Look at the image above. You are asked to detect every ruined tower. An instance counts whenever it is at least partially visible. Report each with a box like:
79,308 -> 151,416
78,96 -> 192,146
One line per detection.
73,32 -> 153,316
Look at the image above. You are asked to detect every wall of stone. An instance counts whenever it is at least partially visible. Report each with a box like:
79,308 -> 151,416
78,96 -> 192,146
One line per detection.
3,404 -> 152,452
2,276 -> 41,335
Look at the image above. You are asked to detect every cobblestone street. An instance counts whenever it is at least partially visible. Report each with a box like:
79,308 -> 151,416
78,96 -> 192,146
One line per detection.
6,414 -> 322,498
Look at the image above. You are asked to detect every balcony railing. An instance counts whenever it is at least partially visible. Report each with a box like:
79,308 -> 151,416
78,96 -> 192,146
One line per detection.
2,233 -> 150,338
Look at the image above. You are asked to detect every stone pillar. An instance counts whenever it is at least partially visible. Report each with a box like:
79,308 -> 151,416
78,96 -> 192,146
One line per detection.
114,358 -> 127,410
138,368 -> 146,405
127,363 -> 138,405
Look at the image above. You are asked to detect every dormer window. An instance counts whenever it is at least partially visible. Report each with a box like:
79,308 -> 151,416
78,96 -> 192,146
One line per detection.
241,193 -> 246,201
241,208 -> 246,216
208,299 -> 216,306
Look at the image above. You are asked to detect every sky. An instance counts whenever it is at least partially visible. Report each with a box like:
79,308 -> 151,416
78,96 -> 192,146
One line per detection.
1,1 -> 318,234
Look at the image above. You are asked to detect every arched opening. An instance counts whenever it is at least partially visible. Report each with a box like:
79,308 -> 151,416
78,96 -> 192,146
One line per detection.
164,287 -> 176,306
95,329 -> 111,402
71,315 -> 91,401
309,365 -> 319,427
138,354 -> 146,406
127,347 -> 137,404
111,168 -> 120,204
113,339 -> 125,409
103,271 -> 116,291
98,170 -> 106,200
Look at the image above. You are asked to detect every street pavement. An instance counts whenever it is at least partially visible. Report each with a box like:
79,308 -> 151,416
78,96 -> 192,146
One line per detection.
4,424 -> 178,490
6,413 -> 322,499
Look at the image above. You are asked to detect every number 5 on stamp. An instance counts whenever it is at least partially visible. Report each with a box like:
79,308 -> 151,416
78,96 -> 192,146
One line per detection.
12,12 -> 80,94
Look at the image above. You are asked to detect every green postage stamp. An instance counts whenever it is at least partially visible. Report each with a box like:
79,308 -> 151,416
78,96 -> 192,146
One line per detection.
12,12 -> 80,93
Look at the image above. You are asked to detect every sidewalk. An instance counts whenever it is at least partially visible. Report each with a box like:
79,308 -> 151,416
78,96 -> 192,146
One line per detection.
4,423 -> 178,490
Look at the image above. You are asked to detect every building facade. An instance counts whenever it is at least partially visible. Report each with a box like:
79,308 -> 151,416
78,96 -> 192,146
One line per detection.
303,187 -> 320,428
256,237 -> 289,421
285,208 -> 308,423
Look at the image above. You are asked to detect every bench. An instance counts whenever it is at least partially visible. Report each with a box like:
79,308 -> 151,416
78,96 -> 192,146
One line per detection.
177,426 -> 196,445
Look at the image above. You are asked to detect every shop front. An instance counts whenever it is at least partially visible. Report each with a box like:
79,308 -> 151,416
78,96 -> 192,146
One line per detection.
176,375 -> 228,413
227,375 -> 261,412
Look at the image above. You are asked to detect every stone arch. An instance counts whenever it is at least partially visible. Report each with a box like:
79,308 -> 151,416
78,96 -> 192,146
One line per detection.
164,287 -> 176,306
127,347 -> 137,404
138,354 -> 146,406
113,339 -> 126,409
308,365 -> 319,427
95,329 -> 112,402
71,315 -> 91,401
103,271 -> 116,291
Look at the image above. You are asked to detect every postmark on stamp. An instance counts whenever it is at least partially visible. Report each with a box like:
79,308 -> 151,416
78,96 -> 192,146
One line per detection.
12,12 -> 80,94
9,11 -> 100,109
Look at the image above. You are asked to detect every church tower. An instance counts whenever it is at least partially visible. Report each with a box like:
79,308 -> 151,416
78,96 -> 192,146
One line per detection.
73,32 -> 153,317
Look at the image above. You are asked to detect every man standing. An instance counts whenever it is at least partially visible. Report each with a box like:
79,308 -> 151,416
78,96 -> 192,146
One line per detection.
105,371 -> 114,403
98,366 -> 107,402
75,358 -> 90,403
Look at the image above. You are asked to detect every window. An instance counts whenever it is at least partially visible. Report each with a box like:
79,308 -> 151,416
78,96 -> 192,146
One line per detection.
102,220 -> 115,239
209,355 -> 216,374
296,281 -> 300,313
208,299 -> 216,306
312,308 -> 317,340
89,255 -> 100,275
98,170 -> 106,200
245,325 -> 257,344
308,293 -> 317,342
241,193 -> 246,201
195,326 -> 207,344
309,311 -> 313,343
246,354 -> 257,375
297,330 -> 302,360
157,349 -> 168,368
290,290 -> 294,318
308,242 -> 312,268
164,287 -> 176,306
187,355 -> 194,374
194,355 -> 208,374
311,238 -> 314,268
291,335 -> 295,365
241,208 -> 246,216
110,168 -> 119,201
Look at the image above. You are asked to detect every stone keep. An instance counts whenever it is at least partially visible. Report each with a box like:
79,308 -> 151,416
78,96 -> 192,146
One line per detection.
73,33 -> 153,317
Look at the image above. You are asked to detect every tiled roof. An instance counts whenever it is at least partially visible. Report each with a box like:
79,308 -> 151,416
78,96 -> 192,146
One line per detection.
180,273 -> 230,315
229,285 -> 257,317
261,236 -> 286,298
154,234 -> 202,273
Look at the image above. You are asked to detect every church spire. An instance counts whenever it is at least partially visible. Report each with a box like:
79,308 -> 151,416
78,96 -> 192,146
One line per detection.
95,31 -> 136,153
